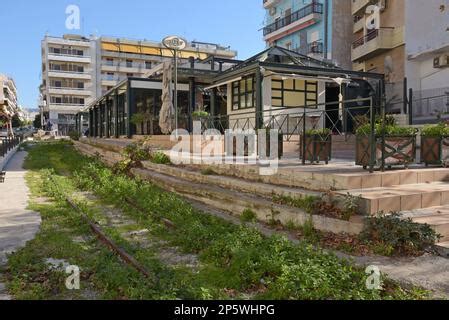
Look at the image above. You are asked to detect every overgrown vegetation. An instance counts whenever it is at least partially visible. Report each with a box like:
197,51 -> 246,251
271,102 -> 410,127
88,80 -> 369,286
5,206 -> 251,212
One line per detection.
356,115 -> 417,136
360,213 -> 440,256
68,131 -> 81,141
421,123 -> 449,137
240,208 -> 257,223
150,151 -> 171,165
8,141 -> 430,300
272,193 -> 360,221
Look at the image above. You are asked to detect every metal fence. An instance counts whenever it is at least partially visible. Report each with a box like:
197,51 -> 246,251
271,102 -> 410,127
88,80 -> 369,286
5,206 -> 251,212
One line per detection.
1,136 -> 21,158
196,97 -> 386,172
411,88 -> 449,124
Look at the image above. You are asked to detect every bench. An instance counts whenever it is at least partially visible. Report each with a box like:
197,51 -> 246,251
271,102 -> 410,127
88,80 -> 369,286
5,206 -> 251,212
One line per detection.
0,171 -> 5,183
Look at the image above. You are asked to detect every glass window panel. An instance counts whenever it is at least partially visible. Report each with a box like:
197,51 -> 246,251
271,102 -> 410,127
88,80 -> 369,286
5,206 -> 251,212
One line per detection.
284,91 -> 305,107
296,80 -> 305,91
272,89 -> 282,98
272,80 -> 282,89
272,98 -> 282,107
284,79 -> 294,90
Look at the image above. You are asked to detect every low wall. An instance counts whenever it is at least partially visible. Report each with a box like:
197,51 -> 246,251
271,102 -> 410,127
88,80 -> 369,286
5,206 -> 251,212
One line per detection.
0,146 -> 19,171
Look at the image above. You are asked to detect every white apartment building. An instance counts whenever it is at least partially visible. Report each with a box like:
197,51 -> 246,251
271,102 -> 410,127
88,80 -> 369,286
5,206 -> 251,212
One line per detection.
40,34 -> 237,134
0,74 -> 19,135
41,34 -> 97,134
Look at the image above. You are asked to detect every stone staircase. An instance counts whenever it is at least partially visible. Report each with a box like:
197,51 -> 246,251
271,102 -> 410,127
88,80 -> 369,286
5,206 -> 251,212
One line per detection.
338,170 -> 449,254
75,139 -> 449,255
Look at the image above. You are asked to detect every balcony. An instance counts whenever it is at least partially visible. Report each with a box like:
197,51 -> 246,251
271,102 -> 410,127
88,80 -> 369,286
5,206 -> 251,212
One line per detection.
48,53 -> 91,64
352,27 -> 404,61
263,3 -> 323,42
48,70 -> 92,80
263,0 -> 280,9
101,61 -> 145,73
49,86 -> 93,96
351,0 -> 371,15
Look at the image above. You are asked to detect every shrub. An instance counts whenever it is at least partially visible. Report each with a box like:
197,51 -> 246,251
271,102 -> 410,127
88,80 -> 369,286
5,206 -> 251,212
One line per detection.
360,213 -> 440,256
421,123 -> 449,137
192,111 -> 209,118
305,128 -> 331,137
240,209 -> 257,223
150,151 -> 171,165
68,131 -> 80,141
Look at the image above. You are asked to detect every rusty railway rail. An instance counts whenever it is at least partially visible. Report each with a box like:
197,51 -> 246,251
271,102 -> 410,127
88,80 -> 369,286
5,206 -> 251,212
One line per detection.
47,174 -> 155,282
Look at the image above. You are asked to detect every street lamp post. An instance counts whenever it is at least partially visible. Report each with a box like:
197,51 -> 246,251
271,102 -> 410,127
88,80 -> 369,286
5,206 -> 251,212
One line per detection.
162,36 -> 187,133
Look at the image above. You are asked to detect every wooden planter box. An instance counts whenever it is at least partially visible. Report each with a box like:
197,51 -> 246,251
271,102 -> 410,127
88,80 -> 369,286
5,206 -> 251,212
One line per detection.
356,135 -> 417,169
421,136 -> 449,166
300,135 -> 332,164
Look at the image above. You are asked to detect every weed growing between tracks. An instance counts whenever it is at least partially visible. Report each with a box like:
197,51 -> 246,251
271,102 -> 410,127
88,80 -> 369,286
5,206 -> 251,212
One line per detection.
8,141 -> 429,300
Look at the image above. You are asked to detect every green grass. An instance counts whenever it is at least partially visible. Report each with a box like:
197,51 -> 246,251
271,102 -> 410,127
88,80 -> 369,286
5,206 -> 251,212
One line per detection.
5,141 -> 430,300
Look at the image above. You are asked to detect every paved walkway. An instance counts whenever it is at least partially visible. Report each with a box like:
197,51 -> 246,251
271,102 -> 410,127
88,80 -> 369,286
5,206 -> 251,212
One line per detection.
0,152 -> 41,300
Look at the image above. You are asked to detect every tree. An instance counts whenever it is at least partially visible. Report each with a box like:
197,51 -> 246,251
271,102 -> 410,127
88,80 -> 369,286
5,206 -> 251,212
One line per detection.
12,114 -> 23,128
33,114 -> 42,129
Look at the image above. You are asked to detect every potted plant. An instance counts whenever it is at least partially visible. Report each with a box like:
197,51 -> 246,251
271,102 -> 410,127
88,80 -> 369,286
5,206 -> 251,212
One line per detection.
300,128 -> 332,164
355,117 -> 418,169
192,110 -> 209,120
421,123 -> 449,166
257,127 -> 284,159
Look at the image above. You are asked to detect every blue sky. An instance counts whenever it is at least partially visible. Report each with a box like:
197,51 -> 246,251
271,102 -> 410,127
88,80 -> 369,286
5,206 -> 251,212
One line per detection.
0,0 -> 266,109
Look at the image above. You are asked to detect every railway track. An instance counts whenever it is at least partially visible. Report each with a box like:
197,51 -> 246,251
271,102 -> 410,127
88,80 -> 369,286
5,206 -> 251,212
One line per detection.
47,174 -> 156,282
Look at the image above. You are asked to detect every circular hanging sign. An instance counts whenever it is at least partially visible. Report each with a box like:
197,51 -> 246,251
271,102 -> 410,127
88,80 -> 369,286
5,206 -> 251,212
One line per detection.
162,36 -> 187,50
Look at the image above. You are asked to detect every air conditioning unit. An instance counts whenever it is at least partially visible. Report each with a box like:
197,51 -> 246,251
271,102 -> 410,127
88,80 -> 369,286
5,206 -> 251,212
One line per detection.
434,55 -> 449,68
269,7 -> 277,16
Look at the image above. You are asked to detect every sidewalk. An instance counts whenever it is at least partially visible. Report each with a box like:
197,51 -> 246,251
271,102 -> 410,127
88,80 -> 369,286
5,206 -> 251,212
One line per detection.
0,152 -> 41,300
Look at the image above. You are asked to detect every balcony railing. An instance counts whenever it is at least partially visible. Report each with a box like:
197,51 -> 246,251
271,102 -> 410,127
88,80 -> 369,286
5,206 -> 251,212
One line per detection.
352,29 -> 379,49
49,86 -> 89,91
263,2 -> 323,36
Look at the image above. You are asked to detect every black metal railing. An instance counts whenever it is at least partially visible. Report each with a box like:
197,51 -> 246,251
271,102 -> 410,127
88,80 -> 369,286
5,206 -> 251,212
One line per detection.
195,97 -> 381,172
352,29 -> 379,49
263,2 -> 323,36
1,136 -> 21,158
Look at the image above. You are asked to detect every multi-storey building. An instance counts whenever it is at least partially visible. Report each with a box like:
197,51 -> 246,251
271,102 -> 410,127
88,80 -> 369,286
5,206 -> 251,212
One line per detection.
351,0 -> 405,103
351,0 -> 449,115
0,74 -> 19,135
41,34 -> 237,134
263,0 -> 353,68
41,34 -> 97,134
96,37 -> 237,96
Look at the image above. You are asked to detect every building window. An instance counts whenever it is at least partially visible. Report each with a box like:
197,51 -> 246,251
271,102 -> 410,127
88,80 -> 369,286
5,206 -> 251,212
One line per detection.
106,58 -> 114,66
145,61 -> 152,69
126,73 -> 134,77
271,79 -> 318,108
126,60 -> 133,68
232,75 -> 256,110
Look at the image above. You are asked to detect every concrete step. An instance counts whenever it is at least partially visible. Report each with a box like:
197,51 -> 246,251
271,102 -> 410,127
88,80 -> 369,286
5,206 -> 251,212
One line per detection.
341,182 -> 449,215
435,241 -> 449,258
141,161 -> 321,201
131,167 -> 364,235
401,206 -> 449,242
